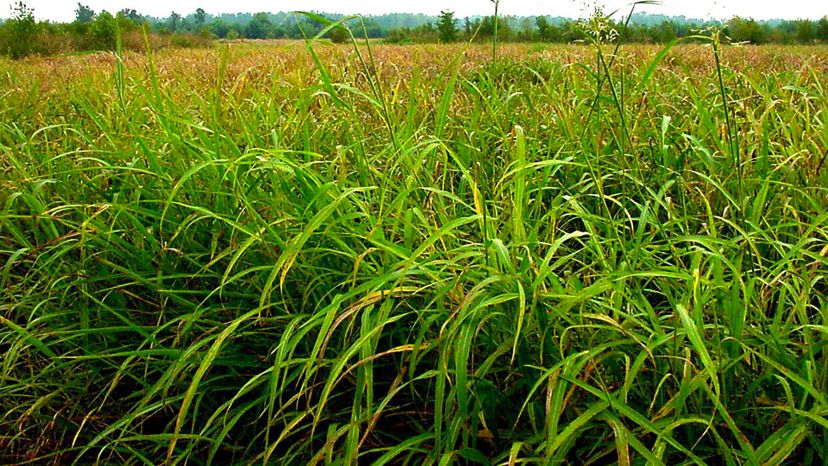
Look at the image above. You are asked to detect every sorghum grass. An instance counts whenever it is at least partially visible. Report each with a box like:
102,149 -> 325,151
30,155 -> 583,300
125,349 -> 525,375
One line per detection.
0,41 -> 826,464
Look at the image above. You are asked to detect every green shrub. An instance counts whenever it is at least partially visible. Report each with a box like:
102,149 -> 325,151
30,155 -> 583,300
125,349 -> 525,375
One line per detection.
90,10 -> 116,50
0,1 -> 42,58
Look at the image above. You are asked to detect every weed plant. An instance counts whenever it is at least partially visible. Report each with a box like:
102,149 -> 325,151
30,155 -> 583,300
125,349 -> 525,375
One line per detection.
0,29 -> 826,465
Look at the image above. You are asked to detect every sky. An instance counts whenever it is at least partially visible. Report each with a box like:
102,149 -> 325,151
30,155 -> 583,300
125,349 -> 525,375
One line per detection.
1,0 -> 825,23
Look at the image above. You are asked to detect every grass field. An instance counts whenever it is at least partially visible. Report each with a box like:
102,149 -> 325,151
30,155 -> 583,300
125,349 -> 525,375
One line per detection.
1,39 -> 827,464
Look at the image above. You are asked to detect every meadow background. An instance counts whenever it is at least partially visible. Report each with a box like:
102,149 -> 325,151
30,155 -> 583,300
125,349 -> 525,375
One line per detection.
1,1 -> 827,58
0,17 -> 827,466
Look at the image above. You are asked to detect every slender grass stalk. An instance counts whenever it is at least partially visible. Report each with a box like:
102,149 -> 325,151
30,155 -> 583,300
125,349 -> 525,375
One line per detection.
491,0 -> 500,63
711,28 -> 743,203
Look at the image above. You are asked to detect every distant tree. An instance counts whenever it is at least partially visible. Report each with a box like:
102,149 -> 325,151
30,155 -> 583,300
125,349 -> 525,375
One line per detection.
479,16 -> 495,36
362,18 -> 384,38
464,17 -> 476,37
476,15 -> 511,39
778,20 -> 800,44
3,1 -> 40,58
210,18 -> 229,38
245,12 -> 271,39
437,9 -> 457,42
654,21 -> 677,43
536,16 -> 549,41
75,3 -> 94,24
10,1 -> 34,23
115,10 -> 140,32
517,17 -> 533,41
118,8 -> 142,23
818,16 -> 828,42
91,10 -> 116,49
168,11 -> 181,32
179,18 -> 192,32
727,17 -> 766,44
795,19 -> 815,43
195,8 -> 206,26
559,20 -> 584,42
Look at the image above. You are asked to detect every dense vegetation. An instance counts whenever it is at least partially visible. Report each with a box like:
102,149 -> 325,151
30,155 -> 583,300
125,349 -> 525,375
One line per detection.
0,18 -> 827,466
386,12 -> 828,45
0,1 -> 212,58
1,1 -> 828,58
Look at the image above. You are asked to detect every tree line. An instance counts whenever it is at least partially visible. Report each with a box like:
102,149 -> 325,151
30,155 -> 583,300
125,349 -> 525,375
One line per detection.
412,10 -> 828,45
0,3 -> 425,57
0,2 -> 214,58
1,2 -> 827,59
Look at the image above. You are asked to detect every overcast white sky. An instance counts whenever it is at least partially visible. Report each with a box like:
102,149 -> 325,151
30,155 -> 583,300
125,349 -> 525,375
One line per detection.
2,0 -> 825,22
